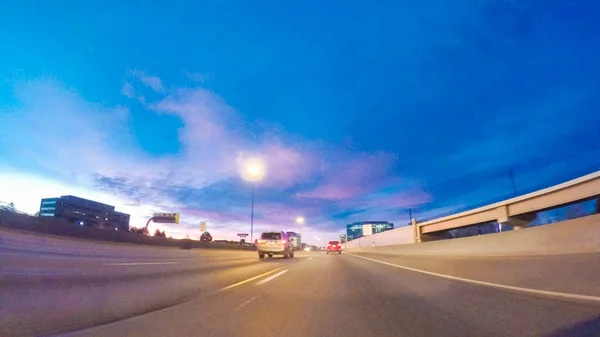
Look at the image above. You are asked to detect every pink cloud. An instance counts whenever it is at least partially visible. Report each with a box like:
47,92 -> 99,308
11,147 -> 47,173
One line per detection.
297,152 -> 396,200
181,208 -> 248,224
365,189 -> 432,209
241,143 -> 319,189
153,88 -> 321,188
1,76 -> 430,241
296,185 -> 362,200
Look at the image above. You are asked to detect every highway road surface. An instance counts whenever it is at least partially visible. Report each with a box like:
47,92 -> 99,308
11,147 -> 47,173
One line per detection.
2,229 -> 600,337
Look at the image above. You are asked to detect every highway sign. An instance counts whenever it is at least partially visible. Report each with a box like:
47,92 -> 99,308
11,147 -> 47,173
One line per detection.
153,213 -> 180,224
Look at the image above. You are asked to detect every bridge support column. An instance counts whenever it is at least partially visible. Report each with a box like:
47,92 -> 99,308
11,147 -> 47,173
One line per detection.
496,205 -> 537,230
497,216 -> 529,230
412,218 -> 421,243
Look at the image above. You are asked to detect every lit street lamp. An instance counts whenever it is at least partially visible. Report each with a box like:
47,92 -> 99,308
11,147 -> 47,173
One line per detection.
241,158 -> 265,243
296,216 -> 305,225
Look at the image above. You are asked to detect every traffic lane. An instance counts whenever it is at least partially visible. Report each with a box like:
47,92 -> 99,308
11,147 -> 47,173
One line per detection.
351,252 -> 600,297
65,253 -> 319,337
213,252 -> 480,337
0,229 -> 253,260
71,251 -> 600,337
0,229 -> 262,281
0,251 -> 259,283
66,252 -> 468,337
1,252 -> 306,336
340,254 -> 600,337
0,229 -> 177,258
0,256 -> 259,290
65,252 -> 458,337
214,252 -> 600,337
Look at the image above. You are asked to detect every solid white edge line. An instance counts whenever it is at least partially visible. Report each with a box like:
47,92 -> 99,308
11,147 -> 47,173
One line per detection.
103,262 -> 179,266
255,269 -> 289,286
347,253 -> 600,303
219,267 -> 283,291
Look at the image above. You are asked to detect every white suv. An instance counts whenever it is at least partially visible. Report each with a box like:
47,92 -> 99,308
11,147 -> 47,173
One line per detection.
256,231 -> 294,259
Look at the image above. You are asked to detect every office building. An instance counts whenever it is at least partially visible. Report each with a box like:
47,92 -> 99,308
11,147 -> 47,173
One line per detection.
346,221 -> 394,241
39,195 -> 130,231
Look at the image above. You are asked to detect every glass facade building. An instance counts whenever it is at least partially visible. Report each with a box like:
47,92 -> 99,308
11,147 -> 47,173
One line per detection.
39,195 -> 130,231
346,221 -> 394,240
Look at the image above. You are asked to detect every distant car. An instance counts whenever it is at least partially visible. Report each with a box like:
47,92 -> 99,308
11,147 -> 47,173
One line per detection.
255,231 -> 294,259
326,241 -> 342,254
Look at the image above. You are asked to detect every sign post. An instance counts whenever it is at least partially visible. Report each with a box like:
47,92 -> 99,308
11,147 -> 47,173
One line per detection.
145,213 -> 180,230
237,233 -> 249,244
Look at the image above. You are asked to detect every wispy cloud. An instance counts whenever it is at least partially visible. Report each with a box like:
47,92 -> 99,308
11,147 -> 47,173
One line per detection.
0,76 -> 424,240
184,71 -> 213,84
2,0 -> 599,243
121,82 -> 135,98
127,69 -> 166,93
296,152 -> 396,201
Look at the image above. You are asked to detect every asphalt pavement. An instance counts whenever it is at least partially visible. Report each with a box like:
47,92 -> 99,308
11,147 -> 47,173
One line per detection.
2,229 -> 600,337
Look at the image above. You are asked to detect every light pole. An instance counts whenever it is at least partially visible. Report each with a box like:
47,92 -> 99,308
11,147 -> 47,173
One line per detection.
251,187 -> 255,243
241,159 -> 265,244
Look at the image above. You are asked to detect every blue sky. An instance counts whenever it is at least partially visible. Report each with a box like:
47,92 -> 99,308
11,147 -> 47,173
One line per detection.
1,1 -> 599,241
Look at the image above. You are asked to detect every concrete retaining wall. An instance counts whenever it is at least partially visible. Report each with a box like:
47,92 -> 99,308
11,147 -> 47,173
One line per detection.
345,226 -> 414,249
0,210 -> 253,250
346,213 -> 600,256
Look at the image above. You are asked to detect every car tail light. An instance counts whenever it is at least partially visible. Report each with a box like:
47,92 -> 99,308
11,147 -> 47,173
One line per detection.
282,240 -> 286,244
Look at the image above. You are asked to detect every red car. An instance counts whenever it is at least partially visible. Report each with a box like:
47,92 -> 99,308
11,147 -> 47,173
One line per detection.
326,241 -> 342,254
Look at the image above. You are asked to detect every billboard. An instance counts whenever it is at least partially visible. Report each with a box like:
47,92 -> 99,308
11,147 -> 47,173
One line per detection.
362,224 -> 373,236
153,213 -> 180,224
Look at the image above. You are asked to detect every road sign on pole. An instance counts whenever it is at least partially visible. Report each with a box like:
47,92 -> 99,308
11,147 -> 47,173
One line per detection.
152,213 -> 180,224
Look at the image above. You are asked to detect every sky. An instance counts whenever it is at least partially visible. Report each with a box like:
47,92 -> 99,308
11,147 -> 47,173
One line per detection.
1,1 -> 599,242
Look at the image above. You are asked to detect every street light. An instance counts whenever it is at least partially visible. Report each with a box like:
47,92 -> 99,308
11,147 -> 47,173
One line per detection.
296,216 -> 305,225
240,158 -> 266,243
241,158 -> 265,182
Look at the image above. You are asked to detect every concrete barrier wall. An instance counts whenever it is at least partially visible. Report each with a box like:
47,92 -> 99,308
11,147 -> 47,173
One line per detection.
346,213 -> 600,257
345,226 -> 414,249
0,210 -> 253,250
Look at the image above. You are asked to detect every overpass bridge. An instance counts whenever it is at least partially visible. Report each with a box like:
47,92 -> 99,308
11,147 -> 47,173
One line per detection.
345,170 -> 600,248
